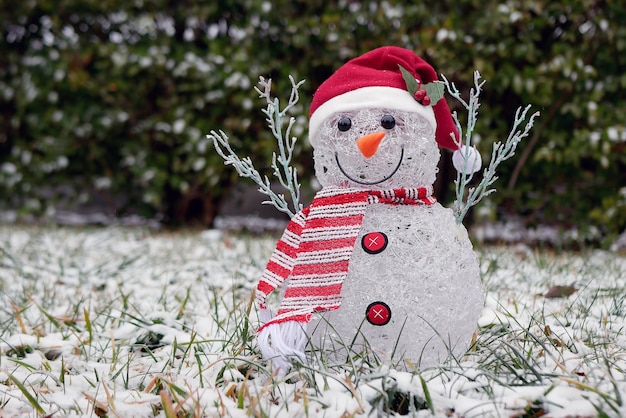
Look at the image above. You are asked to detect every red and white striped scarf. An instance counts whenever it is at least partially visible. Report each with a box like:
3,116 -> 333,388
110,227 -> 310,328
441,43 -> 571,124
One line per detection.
256,186 -> 436,332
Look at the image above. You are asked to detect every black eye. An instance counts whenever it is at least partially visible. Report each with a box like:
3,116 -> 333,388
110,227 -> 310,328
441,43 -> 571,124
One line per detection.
338,117 -> 352,132
381,115 -> 396,129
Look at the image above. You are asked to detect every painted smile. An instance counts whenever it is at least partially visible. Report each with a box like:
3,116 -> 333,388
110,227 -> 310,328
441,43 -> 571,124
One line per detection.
335,145 -> 404,185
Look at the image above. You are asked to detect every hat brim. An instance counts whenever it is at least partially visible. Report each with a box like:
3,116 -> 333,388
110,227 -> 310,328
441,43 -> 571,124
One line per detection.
308,86 -> 436,147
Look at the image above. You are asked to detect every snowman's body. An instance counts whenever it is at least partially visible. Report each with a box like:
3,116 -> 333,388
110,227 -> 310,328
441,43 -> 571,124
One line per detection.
309,202 -> 482,368
255,46 -> 484,372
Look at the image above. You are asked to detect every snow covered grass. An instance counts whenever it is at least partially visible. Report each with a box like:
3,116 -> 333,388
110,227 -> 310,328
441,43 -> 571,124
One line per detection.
0,225 -> 625,417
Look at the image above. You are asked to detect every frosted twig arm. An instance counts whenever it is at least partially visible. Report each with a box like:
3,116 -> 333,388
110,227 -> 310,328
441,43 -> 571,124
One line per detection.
442,71 -> 486,218
208,76 -> 306,218
457,106 -> 540,223
255,75 -> 305,214
442,71 -> 540,224
209,129 -> 295,217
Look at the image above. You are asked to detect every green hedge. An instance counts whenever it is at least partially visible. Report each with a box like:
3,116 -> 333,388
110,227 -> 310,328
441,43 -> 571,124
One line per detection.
1,1 -> 624,242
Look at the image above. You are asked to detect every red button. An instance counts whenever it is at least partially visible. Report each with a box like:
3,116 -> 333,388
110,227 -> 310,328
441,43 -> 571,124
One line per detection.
366,301 -> 391,326
361,232 -> 388,254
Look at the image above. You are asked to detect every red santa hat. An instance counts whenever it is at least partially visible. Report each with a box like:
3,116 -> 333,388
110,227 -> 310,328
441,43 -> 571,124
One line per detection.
308,46 -> 460,151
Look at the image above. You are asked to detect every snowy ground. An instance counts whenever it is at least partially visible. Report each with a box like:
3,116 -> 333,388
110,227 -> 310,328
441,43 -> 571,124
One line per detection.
1,225 -> 626,417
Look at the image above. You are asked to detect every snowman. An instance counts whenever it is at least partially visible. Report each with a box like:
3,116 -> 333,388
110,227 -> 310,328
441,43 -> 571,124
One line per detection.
255,46 -> 484,372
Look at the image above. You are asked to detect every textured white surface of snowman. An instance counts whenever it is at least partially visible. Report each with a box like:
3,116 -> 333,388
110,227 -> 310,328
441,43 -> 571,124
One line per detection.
255,46 -> 484,373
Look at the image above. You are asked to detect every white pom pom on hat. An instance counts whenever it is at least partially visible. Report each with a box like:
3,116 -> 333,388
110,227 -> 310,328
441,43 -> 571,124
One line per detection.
452,145 -> 482,174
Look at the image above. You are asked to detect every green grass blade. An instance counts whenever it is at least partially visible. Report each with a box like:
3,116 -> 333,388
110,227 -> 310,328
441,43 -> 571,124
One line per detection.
84,308 -> 93,345
7,373 -> 46,414
419,375 -> 434,414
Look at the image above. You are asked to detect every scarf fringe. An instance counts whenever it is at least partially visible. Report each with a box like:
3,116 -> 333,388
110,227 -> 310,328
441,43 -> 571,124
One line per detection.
257,320 -> 308,373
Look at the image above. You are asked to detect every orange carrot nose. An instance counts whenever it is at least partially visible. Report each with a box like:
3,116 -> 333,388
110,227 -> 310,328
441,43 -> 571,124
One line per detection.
356,132 -> 386,158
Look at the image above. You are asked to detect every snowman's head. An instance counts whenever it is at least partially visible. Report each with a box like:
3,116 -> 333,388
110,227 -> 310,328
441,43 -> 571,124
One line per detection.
312,97 -> 440,189
308,46 -> 461,190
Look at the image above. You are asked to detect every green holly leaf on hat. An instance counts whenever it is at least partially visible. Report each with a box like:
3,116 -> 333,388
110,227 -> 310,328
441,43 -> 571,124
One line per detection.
399,64 -> 445,106
398,65 -> 421,96
423,81 -> 445,105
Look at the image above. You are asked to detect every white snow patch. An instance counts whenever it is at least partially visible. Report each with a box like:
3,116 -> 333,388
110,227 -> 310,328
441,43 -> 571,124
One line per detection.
0,226 -> 624,416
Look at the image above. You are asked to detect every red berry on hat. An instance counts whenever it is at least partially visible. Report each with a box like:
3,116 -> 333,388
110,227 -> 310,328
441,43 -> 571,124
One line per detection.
414,89 -> 427,101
